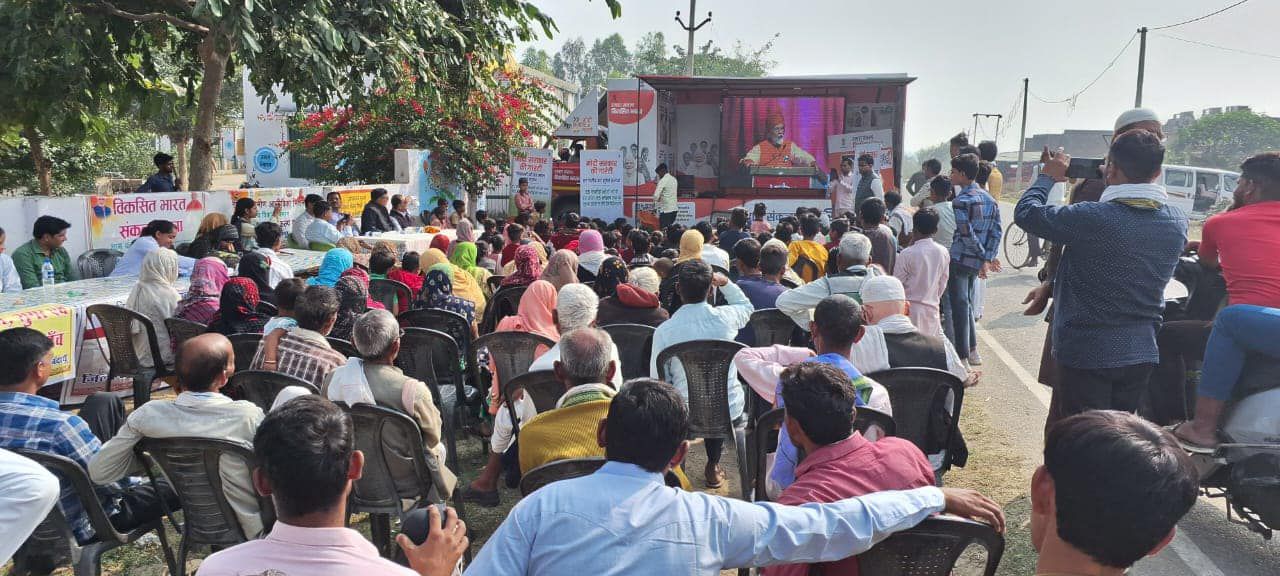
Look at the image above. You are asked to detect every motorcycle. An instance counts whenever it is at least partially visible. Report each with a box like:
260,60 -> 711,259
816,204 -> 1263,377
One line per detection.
1169,250 -> 1280,539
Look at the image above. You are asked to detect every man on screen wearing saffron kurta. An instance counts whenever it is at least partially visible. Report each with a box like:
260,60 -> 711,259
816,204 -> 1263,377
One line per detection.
740,112 -> 817,168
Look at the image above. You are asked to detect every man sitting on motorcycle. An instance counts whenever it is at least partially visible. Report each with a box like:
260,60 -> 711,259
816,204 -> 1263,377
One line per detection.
1173,152 -> 1280,450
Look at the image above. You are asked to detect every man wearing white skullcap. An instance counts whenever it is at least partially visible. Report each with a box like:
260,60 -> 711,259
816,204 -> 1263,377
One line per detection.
1113,108 -> 1165,137
849,275 -> 970,385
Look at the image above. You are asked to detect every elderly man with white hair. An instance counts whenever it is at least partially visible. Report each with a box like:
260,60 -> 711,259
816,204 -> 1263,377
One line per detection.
528,284 -> 624,388
321,308 -> 455,495
775,232 -> 881,328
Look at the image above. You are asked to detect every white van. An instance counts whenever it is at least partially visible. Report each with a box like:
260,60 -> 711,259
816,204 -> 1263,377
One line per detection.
1162,164 -> 1238,216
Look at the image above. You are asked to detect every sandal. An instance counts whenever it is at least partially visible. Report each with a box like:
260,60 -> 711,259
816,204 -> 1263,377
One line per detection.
704,465 -> 725,489
461,486 -> 501,507
1166,422 -> 1217,455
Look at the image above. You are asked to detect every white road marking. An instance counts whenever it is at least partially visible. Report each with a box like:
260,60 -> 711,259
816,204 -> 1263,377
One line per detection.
975,325 -> 1052,409
974,323 -> 1227,576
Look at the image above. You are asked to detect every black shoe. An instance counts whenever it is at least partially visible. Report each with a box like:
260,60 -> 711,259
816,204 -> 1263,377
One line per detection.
461,486 -> 500,507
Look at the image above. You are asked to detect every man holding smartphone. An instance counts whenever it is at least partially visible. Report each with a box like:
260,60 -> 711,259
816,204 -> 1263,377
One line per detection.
1015,129 -> 1187,426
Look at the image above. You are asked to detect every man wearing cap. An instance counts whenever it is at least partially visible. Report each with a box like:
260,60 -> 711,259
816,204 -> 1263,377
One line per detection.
740,112 -> 817,168
850,276 -> 970,384
1017,111 -> 1186,429
851,275 -> 973,471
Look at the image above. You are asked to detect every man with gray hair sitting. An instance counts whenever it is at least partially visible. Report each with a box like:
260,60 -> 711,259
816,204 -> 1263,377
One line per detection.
321,308 -> 456,495
517,328 -> 619,475
527,284 -> 623,388
776,232 -> 882,329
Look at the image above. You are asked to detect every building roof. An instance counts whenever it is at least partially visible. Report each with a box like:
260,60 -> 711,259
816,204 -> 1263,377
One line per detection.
636,73 -> 915,92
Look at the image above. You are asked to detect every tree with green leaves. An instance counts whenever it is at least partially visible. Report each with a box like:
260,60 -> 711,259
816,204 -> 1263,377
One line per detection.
0,1 -> 169,194
54,0 -> 620,192
550,31 -> 776,90
1170,110 -> 1280,171
521,47 -> 554,75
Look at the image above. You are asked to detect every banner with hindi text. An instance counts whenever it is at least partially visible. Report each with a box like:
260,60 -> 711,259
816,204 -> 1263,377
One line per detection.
88,192 -> 206,252
579,150 -> 624,222
0,304 -> 75,382
511,147 -> 554,208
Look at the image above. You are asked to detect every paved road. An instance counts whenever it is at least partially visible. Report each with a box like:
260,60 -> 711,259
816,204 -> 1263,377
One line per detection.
977,202 -> 1280,575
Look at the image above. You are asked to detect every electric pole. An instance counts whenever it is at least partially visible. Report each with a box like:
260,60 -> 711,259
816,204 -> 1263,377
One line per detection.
1016,78 -> 1029,191
675,1 -> 712,76
1135,27 -> 1148,107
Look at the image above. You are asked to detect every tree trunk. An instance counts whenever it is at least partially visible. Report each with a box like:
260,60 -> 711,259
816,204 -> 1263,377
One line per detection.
174,134 -> 190,189
23,126 -> 52,195
188,31 -> 230,191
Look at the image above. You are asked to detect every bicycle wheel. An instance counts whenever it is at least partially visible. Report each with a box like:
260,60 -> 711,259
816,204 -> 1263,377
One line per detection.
1004,221 -> 1030,270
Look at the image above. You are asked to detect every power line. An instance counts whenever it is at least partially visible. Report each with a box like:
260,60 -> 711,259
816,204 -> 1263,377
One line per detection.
1030,33 -> 1137,108
1156,32 -> 1280,61
1150,0 -> 1251,31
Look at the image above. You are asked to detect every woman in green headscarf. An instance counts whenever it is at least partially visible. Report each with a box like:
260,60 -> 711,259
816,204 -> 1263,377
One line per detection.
448,241 -> 494,298
423,247 -> 486,318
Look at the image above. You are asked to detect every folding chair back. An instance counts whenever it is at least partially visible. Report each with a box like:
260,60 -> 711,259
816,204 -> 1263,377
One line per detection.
600,323 -> 655,381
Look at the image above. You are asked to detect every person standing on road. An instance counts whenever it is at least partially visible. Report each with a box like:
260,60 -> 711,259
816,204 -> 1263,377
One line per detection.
1016,130 -> 1186,427
653,163 -> 679,229
947,153 -> 1002,368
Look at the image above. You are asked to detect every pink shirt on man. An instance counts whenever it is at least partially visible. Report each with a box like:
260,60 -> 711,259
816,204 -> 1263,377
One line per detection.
196,521 -> 418,576
763,433 -> 935,576
894,237 -> 950,338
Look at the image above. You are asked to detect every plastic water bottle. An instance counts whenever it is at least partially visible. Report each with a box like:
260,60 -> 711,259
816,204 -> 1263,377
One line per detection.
41,258 -> 55,286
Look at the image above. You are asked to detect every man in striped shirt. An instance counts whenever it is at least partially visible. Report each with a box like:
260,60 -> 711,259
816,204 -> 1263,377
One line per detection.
253,285 -> 348,388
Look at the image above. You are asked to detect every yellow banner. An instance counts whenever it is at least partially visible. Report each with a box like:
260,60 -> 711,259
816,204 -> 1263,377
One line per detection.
0,304 -> 76,380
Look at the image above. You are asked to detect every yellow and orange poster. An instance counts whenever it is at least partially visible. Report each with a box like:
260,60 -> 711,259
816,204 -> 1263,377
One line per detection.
0,304 -> 76,380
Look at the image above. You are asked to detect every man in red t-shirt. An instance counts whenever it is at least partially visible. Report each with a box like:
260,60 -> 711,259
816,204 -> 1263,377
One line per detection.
500,223 -> 524,267
762,363 -> 935,576
1175,152 -> 1280,449
1198,155 -> 1280,309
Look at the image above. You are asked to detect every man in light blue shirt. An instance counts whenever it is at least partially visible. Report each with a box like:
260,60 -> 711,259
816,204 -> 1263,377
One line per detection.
466,379 -> 1004,575
650,258 -> 753,488
305,201 -> 343,247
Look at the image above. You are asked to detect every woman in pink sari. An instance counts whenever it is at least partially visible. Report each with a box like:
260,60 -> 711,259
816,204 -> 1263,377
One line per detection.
466,280 -> 559,506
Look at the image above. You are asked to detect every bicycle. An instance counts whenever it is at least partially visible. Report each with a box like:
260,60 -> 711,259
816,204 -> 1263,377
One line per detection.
1003,220 -> 1049,270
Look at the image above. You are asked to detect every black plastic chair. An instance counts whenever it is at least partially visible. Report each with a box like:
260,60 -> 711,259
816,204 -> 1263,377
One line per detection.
227,332 -> 264,373
397,328 -> 466,473
76,249 -> 122,279
370,278 -> 412,312
600,323 -> 655,381
486,275 -> 506,293
480,285 -> 528,334
748,406 -> 786,502
86,304 -> 173,409
9,449 -> 177,576
136,438 -> 275,575
502,370 -> 562,420
255,300 -> 278,316
855,406 -> 897,441
749,308 -> 800,347
791,254 -> 821,283
225,370 -> 317,413
398,308 -> 483,416
519,457 -> 606,496
474,331 -> 555,394
327,336 -> 359,359
164,317 -> 207,354
868,367 -> 966,480
341,403 -> 456,559
656,338 -> 750,499
858,516 -> 1005,576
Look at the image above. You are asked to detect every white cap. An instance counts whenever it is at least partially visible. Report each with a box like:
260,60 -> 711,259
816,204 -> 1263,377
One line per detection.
1114,108 -> 1162,132
861,275 -> 906,303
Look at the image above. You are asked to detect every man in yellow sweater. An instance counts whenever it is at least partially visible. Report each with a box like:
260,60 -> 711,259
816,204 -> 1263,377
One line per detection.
518,328 -> 618,475
786,214 -> 829,283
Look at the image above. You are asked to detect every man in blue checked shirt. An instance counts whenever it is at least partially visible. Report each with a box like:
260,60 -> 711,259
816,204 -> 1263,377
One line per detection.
947,153 -> 1003,367
0,327 -> 177,550
466,378 -> 1005,575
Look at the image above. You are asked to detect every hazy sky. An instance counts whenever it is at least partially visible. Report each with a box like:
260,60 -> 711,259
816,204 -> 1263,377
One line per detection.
524,0 -> 1278,154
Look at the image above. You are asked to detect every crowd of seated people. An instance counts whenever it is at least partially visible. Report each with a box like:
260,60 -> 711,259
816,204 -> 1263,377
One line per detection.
3,123 -> 1259,574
